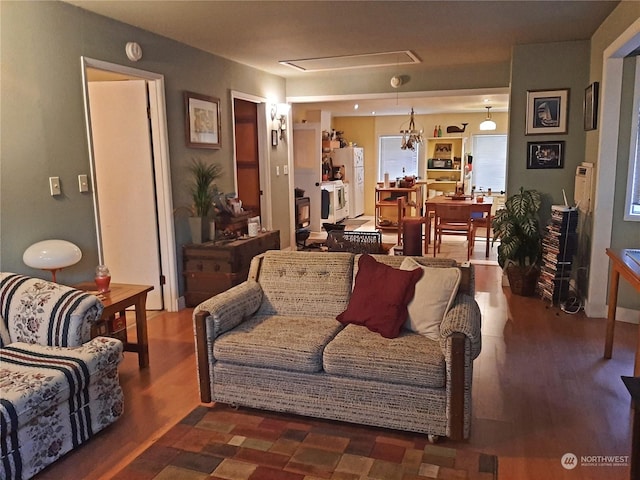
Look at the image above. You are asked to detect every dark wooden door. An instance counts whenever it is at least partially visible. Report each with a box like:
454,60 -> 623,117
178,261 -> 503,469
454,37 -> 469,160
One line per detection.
234,98 -> 261,218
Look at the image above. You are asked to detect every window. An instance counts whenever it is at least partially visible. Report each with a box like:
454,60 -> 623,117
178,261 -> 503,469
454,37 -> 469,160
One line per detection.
378,135 -> 422,182
471,134 -> 507,193
624,56 -> 640,221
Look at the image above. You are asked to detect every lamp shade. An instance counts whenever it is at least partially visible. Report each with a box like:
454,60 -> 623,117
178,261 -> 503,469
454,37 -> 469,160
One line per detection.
23,240 -> 82,270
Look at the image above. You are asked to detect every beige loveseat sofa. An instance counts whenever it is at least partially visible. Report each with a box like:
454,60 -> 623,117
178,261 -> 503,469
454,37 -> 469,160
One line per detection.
0,273 -> 124,480
193,251 -> 481,441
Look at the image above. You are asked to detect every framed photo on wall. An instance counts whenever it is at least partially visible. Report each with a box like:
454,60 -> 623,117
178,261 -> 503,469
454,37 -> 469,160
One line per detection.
583,82 -> 599,131
184,91 -> 221,148
525,89 -> 569,135
527,141 -> 565,169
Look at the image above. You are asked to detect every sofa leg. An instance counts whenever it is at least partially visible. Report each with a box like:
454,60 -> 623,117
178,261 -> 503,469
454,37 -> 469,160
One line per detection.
427,434 -> 441,444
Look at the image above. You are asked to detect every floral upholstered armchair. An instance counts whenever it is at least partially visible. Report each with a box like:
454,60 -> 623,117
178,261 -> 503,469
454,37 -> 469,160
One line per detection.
0,273 -> 124,480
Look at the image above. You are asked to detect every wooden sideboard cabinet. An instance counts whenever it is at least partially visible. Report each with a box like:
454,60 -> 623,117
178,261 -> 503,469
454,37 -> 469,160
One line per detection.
183,230 -> 280,307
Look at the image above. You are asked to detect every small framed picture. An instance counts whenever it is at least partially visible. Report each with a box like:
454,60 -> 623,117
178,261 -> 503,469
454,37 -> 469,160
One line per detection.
584,82 -> 599,131
271,129 -> 278,146
525,89 -> 569,135
527,141 -> 565,169
434,143 -> 452,159
184,91 -> 221,149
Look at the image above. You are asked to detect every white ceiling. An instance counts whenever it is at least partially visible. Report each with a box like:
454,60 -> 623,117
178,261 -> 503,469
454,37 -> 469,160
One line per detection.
67,0 -> 620,116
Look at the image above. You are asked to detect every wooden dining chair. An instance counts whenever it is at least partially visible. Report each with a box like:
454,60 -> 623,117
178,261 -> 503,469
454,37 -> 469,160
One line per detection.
397,197 -> 430,255
433,203 -> 476,260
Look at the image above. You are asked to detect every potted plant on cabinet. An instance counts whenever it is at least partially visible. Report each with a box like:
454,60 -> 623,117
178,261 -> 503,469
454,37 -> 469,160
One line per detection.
492,187 -> 543,296
187,158 -> 222,244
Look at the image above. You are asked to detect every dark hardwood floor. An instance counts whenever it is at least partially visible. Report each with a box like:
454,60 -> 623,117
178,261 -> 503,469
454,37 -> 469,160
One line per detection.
36,264 -> 636,480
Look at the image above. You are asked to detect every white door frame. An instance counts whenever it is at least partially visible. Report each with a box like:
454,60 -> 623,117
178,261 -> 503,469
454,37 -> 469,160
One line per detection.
81,57 -> 179,312
585,18 -> 640,320
230,91 -> 272,230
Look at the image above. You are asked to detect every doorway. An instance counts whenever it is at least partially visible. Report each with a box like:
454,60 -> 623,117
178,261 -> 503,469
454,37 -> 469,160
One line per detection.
81,57 -> 179,311
230,91 -> 271,229
233,98 -> 261,218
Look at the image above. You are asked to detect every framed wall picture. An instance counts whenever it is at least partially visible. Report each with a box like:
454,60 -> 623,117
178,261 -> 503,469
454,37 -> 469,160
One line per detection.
525,89 -> 569,135
434,142 -> 452,159
184,91 -> 221,148
527,141 -> 565,169
583,82 -> 599,131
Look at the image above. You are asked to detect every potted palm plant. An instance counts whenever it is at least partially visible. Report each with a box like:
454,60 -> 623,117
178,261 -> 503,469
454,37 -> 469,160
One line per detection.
187,158 -> 222,243
492,187 -> 543,296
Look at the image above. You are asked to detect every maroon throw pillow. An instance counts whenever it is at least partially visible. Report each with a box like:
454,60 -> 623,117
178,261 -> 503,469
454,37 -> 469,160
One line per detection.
337,254 -> 423,338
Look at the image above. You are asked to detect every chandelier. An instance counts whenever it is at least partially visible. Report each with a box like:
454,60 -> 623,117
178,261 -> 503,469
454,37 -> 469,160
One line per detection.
400,108 -> 424,151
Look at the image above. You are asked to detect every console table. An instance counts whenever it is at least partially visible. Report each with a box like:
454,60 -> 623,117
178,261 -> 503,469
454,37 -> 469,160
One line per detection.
183,230 -> 280,307
604,249 -> 640,375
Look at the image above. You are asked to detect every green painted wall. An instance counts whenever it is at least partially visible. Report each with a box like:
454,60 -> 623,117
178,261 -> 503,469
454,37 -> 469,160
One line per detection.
0,1 -> 287,292
508,41 -> 590,219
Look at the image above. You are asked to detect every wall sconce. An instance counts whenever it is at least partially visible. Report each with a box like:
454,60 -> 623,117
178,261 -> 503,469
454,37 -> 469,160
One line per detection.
271,103 -> 290,142
277,104 -> 290,141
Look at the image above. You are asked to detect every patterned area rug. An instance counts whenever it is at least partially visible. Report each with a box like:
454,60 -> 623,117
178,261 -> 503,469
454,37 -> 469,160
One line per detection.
113,404 -> 498,480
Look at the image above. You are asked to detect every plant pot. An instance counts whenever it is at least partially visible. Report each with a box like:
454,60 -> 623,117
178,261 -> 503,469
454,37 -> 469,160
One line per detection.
188,216 -> 207,244
506,265 -> 540,297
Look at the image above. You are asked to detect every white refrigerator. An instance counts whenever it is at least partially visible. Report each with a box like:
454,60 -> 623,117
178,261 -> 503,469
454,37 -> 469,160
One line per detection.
332,147 -> 365,217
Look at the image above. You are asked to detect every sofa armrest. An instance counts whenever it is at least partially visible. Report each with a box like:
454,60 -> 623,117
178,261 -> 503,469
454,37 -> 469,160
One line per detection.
439,293 -> 481,360
193,280 -> 263,402
193,280 -> 263,338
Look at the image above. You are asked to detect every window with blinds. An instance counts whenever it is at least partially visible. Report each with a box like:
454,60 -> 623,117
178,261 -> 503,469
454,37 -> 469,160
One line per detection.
378,135 -> 421,182
624,56 -> 640,221
471,134 -> 507,193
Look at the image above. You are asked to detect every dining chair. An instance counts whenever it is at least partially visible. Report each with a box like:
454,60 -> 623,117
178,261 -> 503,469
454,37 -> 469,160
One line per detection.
397,197 -> 430,255
433,203 -> 476,260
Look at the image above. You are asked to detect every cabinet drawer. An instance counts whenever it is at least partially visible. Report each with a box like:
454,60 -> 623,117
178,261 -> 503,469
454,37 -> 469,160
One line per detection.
184,258 -> 233,274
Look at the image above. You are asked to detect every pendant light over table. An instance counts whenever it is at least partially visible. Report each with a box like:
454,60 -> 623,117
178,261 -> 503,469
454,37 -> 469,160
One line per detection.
480,106 -> 497,131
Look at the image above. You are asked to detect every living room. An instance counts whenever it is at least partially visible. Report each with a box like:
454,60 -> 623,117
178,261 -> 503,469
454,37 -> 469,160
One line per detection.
2,1 -> 640,479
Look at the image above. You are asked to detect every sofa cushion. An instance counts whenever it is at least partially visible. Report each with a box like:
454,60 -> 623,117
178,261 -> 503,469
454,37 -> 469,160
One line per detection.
256,251 -> 354,318
0,337 -> 124,435
214,315 -> 343,373
400,257 -> 462,341
336,254 -> 422,338
323,324 -> 446,388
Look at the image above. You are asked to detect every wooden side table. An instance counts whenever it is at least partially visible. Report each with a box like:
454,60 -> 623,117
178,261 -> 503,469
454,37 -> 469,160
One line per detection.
75,282 -> 153,369
604,249 -> 640,375
622,376 -> 640,480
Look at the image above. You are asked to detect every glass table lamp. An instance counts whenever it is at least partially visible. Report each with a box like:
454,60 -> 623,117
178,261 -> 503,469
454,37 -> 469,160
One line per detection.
23,239 -> 82,282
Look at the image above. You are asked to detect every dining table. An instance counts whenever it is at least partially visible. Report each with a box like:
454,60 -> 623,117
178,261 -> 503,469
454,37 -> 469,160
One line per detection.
425,195 -> 494,258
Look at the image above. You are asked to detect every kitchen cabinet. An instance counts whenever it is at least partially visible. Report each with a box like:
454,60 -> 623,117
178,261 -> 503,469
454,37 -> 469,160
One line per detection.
375,186 -> 421,230
183,230 -> 280,307
425,136 -> 467,196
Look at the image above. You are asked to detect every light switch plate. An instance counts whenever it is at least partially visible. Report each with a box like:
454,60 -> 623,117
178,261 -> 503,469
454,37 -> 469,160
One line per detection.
78,174 -> 89,192
49,177 -> 61,196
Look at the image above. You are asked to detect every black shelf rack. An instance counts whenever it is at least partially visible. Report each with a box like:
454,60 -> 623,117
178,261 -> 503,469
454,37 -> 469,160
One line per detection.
537,207 -> 579,304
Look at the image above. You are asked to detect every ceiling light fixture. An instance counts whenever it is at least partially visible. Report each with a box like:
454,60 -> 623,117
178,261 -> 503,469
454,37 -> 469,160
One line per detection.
480,106 -> 496,131
400,108 -> 424,151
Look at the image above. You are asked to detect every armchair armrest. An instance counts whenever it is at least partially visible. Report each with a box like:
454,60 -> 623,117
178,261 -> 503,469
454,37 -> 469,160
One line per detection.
0,273 -> 103,347
193,280 -> 263,402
